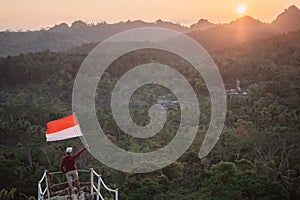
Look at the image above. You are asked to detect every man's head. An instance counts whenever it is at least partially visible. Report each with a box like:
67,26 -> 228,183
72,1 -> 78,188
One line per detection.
66,147 -> 73,155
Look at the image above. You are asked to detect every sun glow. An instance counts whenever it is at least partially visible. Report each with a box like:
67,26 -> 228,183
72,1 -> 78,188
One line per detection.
237,4 -> 247,14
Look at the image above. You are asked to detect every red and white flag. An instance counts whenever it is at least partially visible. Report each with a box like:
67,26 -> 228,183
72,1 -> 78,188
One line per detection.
45,113 -> 82,142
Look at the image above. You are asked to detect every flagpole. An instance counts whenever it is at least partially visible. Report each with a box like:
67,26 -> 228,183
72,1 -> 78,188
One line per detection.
73,112 -> 90,152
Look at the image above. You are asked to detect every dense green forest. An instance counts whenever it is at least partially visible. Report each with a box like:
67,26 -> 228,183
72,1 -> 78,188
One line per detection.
0,32 -> 300,200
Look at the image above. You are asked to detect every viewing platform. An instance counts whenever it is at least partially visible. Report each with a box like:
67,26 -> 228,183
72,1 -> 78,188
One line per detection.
38,168 -> 118,200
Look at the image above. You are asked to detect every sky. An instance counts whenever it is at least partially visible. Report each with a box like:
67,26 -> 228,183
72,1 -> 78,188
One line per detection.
1,0 -> 300,30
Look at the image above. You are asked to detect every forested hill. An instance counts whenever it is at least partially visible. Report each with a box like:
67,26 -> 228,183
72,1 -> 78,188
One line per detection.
1,5 -> 300,56
0,29 -> 299,199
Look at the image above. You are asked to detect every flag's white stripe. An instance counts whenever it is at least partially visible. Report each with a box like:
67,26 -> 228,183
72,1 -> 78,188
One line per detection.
46,125 -> 82,142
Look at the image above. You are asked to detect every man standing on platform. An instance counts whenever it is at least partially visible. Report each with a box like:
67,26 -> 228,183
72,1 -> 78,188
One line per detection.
61,145 -> 89,199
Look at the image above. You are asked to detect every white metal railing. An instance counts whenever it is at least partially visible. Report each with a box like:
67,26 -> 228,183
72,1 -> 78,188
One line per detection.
90,168 -> 118,200
37,168 -> 118,200
38,170 -> 50,200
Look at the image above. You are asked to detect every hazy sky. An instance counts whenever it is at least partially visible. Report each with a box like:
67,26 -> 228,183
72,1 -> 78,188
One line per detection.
1,0 -> 300,30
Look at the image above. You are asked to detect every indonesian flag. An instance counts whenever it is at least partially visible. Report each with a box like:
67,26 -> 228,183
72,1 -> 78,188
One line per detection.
45,114 -> 82,142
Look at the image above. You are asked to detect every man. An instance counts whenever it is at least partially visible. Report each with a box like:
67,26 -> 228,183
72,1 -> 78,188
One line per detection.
61,145 -> 89,199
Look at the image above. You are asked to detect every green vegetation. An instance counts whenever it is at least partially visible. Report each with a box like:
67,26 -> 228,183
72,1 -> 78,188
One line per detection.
0,188 -> 16,200
0,32 -> 299,199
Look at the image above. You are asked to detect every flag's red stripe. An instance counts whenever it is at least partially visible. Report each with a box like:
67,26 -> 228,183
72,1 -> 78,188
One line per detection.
46,114 -> 78,134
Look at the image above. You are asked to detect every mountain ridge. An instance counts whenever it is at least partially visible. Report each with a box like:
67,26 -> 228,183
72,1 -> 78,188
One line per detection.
271,5 -> 300,32
0,5 -> 299,56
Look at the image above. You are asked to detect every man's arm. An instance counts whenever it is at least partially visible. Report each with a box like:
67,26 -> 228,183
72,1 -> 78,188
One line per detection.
60,157 -> 66,173
72,146 -> 87,159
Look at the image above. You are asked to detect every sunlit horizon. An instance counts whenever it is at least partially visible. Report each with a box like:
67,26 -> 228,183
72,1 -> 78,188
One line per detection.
1,0 -> 300,31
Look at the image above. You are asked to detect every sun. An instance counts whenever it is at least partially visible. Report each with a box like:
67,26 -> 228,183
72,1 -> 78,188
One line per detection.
236,4 -> 247,14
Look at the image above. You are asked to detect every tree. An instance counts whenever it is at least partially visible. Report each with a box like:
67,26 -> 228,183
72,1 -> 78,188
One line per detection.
199,160 -> 288,200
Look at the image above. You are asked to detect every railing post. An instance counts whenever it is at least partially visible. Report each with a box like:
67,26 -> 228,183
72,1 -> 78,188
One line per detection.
90,168 -> 94,195
38,181 -> 41,200
97,176 -> 101,200
115,189 -> 118,200
45,170 -> 50,199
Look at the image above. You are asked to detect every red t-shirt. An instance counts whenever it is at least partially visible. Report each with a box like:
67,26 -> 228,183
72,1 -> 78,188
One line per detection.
61,147 -> 86,173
